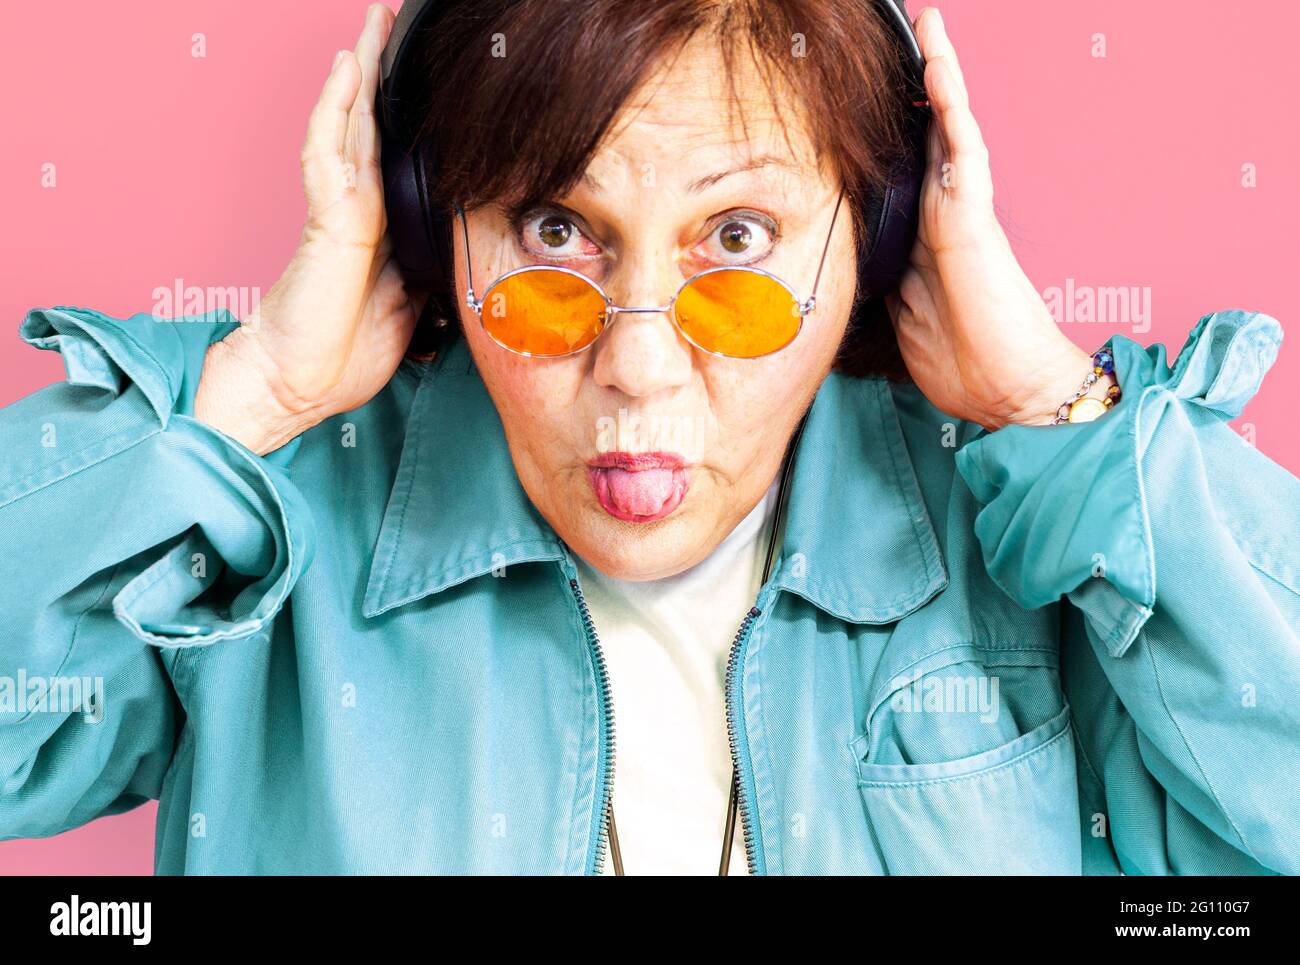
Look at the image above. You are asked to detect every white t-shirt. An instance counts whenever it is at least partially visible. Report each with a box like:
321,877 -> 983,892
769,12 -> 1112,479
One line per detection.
578,480 -> 780,876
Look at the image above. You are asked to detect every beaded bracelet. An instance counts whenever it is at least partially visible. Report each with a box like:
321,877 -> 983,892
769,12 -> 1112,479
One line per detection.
1052,345 -> 1123,424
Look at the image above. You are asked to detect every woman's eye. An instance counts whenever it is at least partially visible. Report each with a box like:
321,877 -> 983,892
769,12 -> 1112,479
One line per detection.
699,215 -> 777,264
537,216 -> 572,248
518,211 -> 599,259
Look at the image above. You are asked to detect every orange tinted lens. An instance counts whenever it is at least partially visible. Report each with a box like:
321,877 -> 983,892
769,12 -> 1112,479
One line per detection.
674,270 -> 801,358
481,269 -> 607,356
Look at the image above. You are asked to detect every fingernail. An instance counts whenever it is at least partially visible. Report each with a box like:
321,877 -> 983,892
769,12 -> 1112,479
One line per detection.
932,7 -> 944,29
333,49 -> 347,69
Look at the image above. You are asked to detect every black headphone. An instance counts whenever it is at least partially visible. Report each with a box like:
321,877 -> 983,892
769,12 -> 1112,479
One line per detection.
377,0 -> 929,339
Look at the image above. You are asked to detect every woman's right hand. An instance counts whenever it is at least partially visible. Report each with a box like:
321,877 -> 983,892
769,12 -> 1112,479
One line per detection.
195,3 -> 423,455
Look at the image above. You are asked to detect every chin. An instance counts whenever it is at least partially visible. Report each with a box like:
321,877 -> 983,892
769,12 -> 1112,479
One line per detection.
572,500 -> 713,582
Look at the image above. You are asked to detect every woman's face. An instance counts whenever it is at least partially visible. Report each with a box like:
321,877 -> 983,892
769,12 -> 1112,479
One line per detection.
456,33 -> 858,581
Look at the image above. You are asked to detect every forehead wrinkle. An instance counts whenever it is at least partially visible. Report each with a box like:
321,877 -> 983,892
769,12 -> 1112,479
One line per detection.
569,29 -> 825,205
583,111 -> 814,198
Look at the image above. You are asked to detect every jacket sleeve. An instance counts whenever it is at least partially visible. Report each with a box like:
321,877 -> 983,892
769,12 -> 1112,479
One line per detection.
954,309 -> 1300,875
0,306 -> 314,840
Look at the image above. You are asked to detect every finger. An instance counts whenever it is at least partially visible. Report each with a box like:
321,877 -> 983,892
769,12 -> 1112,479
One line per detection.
348,4 -> 394,167
915,8 -> 989,186
305,50 -> 359,162
914,7 -> 966,97
885,290 -> 920,338
353,5 -> 392,116
925,55 -> 992,203
883,290 -> 905,326
925,108 -> 947,186
898,264 -> 934,316
302,51 -> 363,211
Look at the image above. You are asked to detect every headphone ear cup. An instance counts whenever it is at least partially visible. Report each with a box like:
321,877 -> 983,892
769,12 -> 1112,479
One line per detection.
852,0 -> 928,307
842,1 -> 928,378
380,133 -> 442,292
423,176 -> 460,339
379,128 -> 460,350
377,0 -> 449,296
377,0 -> 460,345
854,142 -> 925,300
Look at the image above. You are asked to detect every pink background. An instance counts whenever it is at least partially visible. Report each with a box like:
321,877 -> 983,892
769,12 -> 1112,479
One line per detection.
2,0 -> 1297,873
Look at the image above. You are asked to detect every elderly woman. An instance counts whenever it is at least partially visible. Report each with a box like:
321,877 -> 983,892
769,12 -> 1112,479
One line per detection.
1,0 -> 1297,877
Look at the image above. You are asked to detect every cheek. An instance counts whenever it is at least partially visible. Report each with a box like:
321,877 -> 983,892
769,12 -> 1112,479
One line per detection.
470,340 -> 587,464
705,332 -> 837,434
697,304 -> 846,475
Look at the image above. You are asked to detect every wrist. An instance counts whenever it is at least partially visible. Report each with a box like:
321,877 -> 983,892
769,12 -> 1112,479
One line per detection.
989,348 -> 1090,429
1001,344 -> 1121,429
194,330 -> 318,456
999,345 -> 1102,428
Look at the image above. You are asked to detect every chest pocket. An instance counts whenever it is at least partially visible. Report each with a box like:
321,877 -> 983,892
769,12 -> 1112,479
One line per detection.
852,645 -> 1082,874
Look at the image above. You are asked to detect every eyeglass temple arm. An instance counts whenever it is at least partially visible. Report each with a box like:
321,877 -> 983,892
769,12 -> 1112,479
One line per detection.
455,204 -> 481,311
804,188 -> 846,314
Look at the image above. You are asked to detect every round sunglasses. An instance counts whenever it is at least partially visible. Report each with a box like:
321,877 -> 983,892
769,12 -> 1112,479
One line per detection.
457,190 -> 844,360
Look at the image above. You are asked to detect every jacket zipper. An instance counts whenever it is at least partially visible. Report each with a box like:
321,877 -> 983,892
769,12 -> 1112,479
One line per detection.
724,604 -> 763,875
570,577 -> 616,875
572,573 -> 767,876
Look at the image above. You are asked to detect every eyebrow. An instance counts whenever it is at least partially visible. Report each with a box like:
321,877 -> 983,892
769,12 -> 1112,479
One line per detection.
579,154 -> 799,195
686,155 -> 798,193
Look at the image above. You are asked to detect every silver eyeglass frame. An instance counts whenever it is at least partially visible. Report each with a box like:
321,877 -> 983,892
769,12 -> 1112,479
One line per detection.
456,189 -> 845,360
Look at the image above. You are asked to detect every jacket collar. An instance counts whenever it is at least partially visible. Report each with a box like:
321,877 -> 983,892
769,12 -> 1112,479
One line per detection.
768,370 -> 948,622
362,337 -> 947,623
361,341 -> 566,618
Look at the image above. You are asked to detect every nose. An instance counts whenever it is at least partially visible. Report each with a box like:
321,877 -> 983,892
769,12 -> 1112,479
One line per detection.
591,259 -> 693,399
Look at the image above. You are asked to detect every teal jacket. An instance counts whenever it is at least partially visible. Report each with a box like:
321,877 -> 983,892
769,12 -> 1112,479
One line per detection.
1,305 -> 1297,875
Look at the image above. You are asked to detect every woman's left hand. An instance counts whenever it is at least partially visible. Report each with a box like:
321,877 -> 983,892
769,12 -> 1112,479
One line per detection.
885,7 -> 1103,430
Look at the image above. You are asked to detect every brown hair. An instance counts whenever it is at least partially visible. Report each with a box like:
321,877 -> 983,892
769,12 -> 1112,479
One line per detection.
406,0 -> 913,380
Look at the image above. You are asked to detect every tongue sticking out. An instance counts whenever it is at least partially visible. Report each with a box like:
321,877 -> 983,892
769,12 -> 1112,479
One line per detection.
589,466 -> 687,522
603,467 -> 675,516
